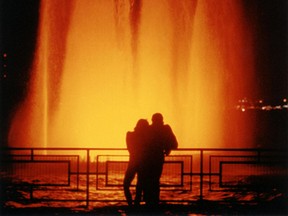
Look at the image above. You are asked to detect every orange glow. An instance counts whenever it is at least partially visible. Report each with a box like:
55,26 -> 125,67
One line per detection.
9,0 -> 255,149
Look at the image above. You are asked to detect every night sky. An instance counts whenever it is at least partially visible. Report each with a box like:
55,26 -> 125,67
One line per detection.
0,0 -> 287,145
246,0 -> 287,101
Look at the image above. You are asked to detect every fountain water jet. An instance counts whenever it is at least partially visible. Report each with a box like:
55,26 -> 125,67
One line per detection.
9,0 -> 255,149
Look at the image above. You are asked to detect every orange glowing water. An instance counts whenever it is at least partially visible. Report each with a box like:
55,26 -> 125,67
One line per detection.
9,0 -> 254,149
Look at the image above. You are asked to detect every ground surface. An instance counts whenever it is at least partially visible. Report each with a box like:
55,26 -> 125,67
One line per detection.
1,200 -> 288,216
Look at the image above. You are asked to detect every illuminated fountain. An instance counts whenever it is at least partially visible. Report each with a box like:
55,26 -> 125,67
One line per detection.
9,0 -> 255,149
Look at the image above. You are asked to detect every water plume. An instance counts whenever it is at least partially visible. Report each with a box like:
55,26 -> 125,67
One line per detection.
9,0 -> 255,149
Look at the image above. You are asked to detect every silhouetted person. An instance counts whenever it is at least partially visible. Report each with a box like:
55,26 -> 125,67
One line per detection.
123,119 -> 150,206
143,113 -> 178,206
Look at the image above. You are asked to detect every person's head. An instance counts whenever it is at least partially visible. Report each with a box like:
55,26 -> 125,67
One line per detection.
134,119 -> 149,131
151,113 -> 164,125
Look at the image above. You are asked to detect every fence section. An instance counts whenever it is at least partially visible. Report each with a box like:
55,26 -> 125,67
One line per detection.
1,148 -> 287,207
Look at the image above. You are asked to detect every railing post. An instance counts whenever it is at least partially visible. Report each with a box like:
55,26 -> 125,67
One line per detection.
199,149 -> 203,200
31,148 -> 34,161
77,156 -> 80,190
29,148 -> 34,199
96,155 -> 99,190
30,185 -> 34,200
86,149 -> 90,207
209,155 -> 212,191
257,149 -> 261,162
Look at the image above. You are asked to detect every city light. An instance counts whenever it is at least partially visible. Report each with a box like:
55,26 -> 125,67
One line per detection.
236,97 -> 288,111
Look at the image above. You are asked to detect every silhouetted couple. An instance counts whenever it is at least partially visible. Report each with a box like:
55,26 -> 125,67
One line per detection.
123,113 -> 178,207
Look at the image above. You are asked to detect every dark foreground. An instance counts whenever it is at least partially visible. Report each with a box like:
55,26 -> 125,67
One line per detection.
1,200 -> 288,216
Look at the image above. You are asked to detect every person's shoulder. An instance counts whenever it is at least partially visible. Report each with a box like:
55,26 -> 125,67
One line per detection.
126,131 -> 134,139
163,124 -> 172,131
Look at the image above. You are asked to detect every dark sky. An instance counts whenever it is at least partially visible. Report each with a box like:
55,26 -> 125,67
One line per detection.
0,0 -> 40,144
245,0 -> 287,101
0,0 -> 287,144
1,0 -> 40,101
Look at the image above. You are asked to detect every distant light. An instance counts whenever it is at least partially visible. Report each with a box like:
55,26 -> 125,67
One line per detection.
3,53 -> 7,58
241,108 -> 245,112
259,99 -> 263,103
283,98 -> 287,103
262,105 -> 273,111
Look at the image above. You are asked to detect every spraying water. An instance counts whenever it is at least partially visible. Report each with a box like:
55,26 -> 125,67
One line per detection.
9,0 -> 254,149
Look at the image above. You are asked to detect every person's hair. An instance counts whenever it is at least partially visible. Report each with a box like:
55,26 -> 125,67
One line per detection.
152,113 -> 163,124
135,119 -> 149,130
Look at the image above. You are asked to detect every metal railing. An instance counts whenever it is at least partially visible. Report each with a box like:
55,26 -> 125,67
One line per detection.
1,147 -> 287,207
